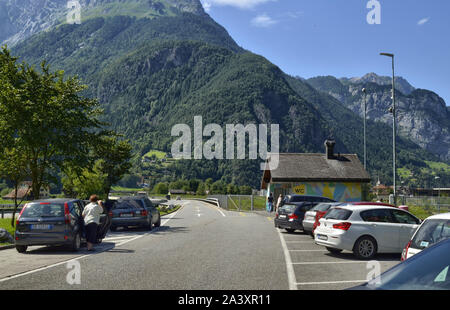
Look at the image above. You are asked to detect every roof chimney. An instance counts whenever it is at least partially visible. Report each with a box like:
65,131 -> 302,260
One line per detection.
324,139 -> 336,159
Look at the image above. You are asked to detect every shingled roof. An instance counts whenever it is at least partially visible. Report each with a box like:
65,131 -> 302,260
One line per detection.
261,151 -> 371,190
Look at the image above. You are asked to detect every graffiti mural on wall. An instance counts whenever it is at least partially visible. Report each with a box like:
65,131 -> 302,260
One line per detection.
269,182 -> 362,202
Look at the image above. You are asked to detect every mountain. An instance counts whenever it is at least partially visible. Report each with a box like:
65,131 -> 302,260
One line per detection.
341,72 -> 416,95
0,0 -> 206,46
307,74 -> 450,161
4,0 -> 449,188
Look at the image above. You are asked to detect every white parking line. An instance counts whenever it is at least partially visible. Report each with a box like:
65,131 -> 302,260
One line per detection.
296,280 -> 366,286
291,261 -> 368,265
0,206 -> 182,283
276,228 -> 297,290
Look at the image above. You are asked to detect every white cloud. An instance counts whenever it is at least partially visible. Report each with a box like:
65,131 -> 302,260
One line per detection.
251,13 -> 277,28
200,0 -> 276,10
417,17 -> 430,26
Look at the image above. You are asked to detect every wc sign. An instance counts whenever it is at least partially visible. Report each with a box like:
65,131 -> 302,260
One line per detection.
367,0 -> 381,25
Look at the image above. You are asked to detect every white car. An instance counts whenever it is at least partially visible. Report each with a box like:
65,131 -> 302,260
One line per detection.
302,202 -> 342,236
401,212 -> 450,261
314,205 -> 421,259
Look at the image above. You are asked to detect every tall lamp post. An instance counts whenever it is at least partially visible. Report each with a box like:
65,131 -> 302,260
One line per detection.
362,88 -> 368,171
380,52 -> 396,205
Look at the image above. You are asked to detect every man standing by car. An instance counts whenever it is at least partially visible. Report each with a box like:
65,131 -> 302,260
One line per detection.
276,194 -> 283,213
82,195 -> 104,251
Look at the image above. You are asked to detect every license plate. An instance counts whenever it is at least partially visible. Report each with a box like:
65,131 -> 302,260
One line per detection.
31,224 -> 52,230
317,234 -> 328,241
278,215 -> 286,219
120,213 -> 133,217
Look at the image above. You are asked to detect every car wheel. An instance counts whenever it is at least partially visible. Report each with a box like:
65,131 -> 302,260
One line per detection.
16,245 -> 27,253
285,228 -> 295,233
154,215 -> 161,228
70,233 -> 81,252
326,247 -> 342,254
353,236 -> 377,260
147,218 -> 153,231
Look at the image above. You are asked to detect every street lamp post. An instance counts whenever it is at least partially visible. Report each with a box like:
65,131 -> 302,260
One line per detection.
362,88 -> 367,171
380,52 -> 396,205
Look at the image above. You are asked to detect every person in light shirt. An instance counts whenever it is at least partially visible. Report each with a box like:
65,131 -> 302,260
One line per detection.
82,194 -> 104,251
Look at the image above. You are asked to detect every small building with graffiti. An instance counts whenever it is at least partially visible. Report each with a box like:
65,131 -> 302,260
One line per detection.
261,140 -> 371,202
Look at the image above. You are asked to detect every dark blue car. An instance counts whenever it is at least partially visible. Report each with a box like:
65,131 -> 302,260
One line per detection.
350,238 -> 450,290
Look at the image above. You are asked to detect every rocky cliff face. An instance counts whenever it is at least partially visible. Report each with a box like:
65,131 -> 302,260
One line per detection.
0,0 -> 205,46
307,74 -> 450,161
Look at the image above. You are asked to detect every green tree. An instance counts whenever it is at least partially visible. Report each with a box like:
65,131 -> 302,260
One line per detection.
62,161 -> 107,200
153,182 -> 168,195
0,46 -> 103,200
93,136 -> 133,198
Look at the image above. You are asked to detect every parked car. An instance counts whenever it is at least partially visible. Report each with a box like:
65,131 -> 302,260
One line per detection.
280,195 -> 335,209
401,212 -> 450,261
314,205 -> 421,259
110,196 -> 161,231
349,238 -> 450,290
14,198 -> 112,253
303,202 -> 342,236
310,202 -> 397,237
274,196 -> 331,233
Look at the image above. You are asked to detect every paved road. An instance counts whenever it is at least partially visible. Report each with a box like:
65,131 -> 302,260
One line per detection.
0,199 -> 402,290
0,200 -> 288,290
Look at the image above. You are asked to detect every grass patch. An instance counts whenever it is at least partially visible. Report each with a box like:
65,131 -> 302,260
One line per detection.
142,150 -> 167,160
111,186 -> 144,192
158,204 -> 181,216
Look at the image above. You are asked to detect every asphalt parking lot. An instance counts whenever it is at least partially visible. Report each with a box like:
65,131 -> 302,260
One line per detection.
277,229 -> 401,290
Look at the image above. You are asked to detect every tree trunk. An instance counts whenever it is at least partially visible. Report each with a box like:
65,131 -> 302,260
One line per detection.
11,183 -> 18,227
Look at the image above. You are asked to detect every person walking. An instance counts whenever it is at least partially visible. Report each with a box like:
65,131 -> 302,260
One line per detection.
82,194 -> 104,251
267,192 -> 274,214
276,194 -> 283,213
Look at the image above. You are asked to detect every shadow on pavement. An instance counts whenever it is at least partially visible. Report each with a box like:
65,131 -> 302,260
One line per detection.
324,251 -> 401,262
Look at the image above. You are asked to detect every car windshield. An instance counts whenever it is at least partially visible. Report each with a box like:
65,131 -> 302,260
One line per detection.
289,196 -> 307,202
114,201 -> 140,210
365,240 -> 450,290
312,203 -> 333,212
325,208 -> 352,220
411,219 -> 450,250
280,205 -> 296,213
21,203 -> 64,218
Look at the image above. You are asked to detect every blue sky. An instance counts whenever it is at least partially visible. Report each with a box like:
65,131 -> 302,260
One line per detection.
200,0 -> 450,105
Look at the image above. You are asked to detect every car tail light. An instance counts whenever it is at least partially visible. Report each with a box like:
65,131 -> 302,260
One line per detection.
289,213 -> 298,220
16,203 -> 28,226
108,211 -> 113,217
401,241 -> 411,261
64,202 -> 71,224
141,210 -> 148,216
332,222 -> 352,230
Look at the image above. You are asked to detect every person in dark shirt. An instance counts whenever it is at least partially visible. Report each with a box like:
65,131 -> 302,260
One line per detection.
267,192 -> 274,214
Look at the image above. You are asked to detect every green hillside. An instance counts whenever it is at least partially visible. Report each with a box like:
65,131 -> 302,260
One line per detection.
9,8 -> 449,188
